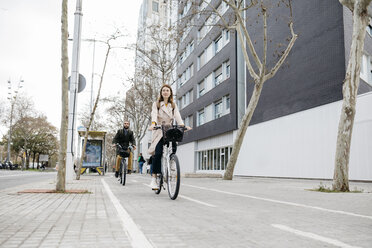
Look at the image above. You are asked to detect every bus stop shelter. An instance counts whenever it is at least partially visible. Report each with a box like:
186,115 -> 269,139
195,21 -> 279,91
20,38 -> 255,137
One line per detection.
77,130 -> 107,175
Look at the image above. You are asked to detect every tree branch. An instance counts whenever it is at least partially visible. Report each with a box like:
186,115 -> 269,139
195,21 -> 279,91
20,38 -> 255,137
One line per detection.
262,6 -> 268,77
236,21 -> 259,80
264,22 -> 298,81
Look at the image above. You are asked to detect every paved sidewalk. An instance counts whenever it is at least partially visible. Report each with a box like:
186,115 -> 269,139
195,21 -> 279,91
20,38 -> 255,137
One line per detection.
1,172 -> 371,248
0,175 -> 130,248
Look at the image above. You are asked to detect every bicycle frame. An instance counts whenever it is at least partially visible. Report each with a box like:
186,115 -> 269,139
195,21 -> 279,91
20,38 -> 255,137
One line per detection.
153,125 -> 183,199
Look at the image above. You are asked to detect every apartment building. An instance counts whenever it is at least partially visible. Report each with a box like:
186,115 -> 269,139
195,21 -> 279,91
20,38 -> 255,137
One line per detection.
176,0 -> 372,180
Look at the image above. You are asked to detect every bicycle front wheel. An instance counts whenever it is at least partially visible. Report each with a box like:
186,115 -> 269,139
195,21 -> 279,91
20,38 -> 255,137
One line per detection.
167,154 -> 180,200
121,160 -> 127,186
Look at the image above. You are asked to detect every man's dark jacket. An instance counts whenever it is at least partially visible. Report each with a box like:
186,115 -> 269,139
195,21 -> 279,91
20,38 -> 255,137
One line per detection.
113,128 -> 136,153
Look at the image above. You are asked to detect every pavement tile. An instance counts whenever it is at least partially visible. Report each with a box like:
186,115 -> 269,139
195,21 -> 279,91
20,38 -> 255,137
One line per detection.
0,174 -> 130,247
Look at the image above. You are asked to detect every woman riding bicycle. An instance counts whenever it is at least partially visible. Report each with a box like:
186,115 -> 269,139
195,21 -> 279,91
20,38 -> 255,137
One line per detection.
148,84 -> 190,190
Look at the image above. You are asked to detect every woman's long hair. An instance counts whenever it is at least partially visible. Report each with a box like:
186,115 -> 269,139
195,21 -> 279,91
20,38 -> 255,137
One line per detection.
156,84 -> 175,109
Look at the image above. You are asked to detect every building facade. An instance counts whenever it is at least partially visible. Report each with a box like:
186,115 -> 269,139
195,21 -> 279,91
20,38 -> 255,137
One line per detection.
176,0 -> 372,180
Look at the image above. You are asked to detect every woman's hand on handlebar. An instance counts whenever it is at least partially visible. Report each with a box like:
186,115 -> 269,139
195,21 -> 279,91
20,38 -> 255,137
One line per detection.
179,124 -> 192,131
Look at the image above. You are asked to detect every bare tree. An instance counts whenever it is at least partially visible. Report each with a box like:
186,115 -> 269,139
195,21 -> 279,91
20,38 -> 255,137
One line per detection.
192,0 -> 297,180
76,32 -> 123,180
127,18 -> 186,150
79,103 -> 106,131
104,85 -> 152,153
125,86 -> 152,145
56,0 -> 69,191
333,0 -> 372,191
1,95 -> 36,130
11,116 -> 58,169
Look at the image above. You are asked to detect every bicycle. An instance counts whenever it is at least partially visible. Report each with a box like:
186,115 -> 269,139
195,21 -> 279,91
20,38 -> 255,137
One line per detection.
153,124 -> 187,200
116,144 -> 133,186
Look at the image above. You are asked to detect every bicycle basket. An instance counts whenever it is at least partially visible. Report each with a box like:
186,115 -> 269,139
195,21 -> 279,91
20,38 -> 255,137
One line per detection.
162,126 -> 184,142
117,147 -> 130,158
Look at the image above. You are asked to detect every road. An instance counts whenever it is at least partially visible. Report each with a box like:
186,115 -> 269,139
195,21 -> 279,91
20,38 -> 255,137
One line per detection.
0,170 -> 56,190
0,170 -> 371,247
104,173 -> 372,248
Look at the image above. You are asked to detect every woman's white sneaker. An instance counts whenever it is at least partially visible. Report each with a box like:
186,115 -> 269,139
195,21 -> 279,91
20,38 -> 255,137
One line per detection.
150,177 -> 158,190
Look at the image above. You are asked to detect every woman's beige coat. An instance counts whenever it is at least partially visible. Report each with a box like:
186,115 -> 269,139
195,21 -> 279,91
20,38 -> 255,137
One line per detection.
148,101 -> 184,155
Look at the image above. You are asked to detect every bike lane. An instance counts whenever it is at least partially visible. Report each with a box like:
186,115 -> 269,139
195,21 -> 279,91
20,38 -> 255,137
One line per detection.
104,174 -> 372,248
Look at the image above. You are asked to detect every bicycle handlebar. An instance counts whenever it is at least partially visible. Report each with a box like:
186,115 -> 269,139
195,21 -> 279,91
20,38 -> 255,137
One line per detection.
116,143 -> 133,150
153,124 -> 187,131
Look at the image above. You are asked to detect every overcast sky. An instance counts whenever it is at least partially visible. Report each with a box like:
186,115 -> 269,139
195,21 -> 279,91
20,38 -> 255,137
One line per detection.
0,0 -> 142,134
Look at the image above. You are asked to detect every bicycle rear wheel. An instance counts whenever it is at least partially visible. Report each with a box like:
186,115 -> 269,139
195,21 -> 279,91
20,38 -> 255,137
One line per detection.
167,154 -> 180,200
121,160 -> 127,186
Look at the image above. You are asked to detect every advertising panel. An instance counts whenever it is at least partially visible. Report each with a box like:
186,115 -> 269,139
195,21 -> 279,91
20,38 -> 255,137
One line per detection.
83,140 -> 102,167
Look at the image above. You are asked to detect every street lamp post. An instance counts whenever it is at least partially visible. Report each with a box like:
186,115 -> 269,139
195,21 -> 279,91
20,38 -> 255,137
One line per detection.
6,79 -> 23,163
66,0 -> 83,180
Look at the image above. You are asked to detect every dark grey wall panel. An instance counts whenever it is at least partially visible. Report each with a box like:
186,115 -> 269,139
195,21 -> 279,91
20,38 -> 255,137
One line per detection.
246,0 -> 346,125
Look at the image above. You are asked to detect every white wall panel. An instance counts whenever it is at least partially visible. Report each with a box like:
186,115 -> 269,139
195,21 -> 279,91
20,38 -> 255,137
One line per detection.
235,93 -> 372,181
177,141 -> 196,173
197,131 -> 233,151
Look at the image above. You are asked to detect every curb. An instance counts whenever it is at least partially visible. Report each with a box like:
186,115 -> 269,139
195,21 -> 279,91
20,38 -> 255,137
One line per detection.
184,173 -> 222,178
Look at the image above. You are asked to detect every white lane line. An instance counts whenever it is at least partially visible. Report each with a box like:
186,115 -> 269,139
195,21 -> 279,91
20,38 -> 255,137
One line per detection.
272,224 -> 361,248
183,184 -> 372,220
131,179 -> 138,183
142,183 -> 216,207
102,179 -> 153,248
0,173 -> 49,178
178,195 -> 217,207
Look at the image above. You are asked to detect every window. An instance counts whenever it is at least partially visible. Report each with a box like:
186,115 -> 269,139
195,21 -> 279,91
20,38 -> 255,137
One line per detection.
179,53 -> 184,65
367,24 -> 372,37
224,29 -> 230,43
214,100 -> 223,119
152,1 -> 159,12
197,146 -> 232,170
197,109 -> 205,126
198,25 -> 206,42
360,54 -> 372,86
214,66 -> 223,86
198,51 -> 205,70
206,43 -> 213,62
180,1 -> 192,19
225,95 -> 230,111
214,36 -> 222,54
186,40 -> 194,57
185,114 -> 193,128
199,0 -> 209,11
198,80 -> 205,97
225,61 -> 230,78
181,90 -> 193,108
180,40 -> 194,65
179,64 -> 193,87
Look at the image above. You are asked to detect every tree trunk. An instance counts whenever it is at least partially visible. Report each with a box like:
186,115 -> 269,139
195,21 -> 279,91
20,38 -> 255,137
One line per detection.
333,0 -> 371,191
26,152 -> 30,170
56,0 -> 69,191
224,81 -> 264,180
32,153 -> 35,169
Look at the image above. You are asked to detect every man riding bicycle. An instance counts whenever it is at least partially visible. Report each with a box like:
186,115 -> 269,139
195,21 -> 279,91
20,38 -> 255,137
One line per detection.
113,120 -> 136,177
